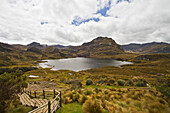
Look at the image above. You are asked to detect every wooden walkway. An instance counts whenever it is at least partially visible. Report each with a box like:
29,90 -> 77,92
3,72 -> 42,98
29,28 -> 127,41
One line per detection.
18,91 -> 61,113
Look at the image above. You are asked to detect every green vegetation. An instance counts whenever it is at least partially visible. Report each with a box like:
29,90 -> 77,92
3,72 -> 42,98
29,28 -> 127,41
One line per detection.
0,70 -> 28,112
117,79 -> 125,86
5,98 -> 32,113
57,103 -> 83,113
122,42 -> 170,54
136,80 -> 146,87
83,99 -> 103,113
126,79 -> 134,86
86,79 -> 93,85
61,88 -> 170,113
0,38 -> 170,112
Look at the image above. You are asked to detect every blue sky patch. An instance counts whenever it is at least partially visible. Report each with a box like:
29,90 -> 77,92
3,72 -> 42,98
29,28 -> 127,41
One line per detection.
41,22 -> 44,25
41,21 -> 48,25
72,16 -> 100,26
72,0 -> 112,26
96,0 -> 112,17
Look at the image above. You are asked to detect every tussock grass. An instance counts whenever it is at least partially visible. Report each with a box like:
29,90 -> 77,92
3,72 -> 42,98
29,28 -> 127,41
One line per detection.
83,99 -> 103,113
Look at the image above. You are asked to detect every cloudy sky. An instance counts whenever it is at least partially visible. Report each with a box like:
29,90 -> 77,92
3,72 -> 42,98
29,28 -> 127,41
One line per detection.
0,0 -> 170,45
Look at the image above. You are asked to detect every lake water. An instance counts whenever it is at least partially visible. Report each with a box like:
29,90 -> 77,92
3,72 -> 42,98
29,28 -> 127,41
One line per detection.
39,57 -> 133,72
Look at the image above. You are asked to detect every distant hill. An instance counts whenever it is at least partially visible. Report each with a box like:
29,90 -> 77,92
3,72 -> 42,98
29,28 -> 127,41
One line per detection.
122,42 -> 170,54
69,37 -> 124,58
27,42 -> 43,48
0,42 -> 74,66
0,42 -> 14,52
50,44 -> 67,49
135,53 -> 170,61
1,37 -> 170,66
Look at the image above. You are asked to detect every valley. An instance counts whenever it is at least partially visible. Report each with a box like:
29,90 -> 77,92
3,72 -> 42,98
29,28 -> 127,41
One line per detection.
0,37 -> 170,113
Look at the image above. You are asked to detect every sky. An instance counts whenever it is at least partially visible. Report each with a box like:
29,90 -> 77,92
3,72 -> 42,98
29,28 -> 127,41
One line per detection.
0,0 -> 170,46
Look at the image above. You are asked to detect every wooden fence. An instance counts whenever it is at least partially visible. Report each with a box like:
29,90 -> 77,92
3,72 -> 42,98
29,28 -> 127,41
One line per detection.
19,89 -> 62,113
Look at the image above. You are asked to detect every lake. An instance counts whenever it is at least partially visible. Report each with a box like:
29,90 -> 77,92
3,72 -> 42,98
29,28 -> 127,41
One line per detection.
39,57 -> 133,72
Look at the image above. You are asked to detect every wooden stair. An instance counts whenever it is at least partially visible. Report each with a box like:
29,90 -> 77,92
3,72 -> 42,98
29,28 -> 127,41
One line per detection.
18,93 -> 60,113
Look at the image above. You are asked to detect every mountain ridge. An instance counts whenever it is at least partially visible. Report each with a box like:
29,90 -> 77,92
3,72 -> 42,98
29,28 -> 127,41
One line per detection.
122,42 -> 170,54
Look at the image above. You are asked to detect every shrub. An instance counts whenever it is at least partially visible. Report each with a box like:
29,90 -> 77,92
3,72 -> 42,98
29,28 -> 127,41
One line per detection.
107,106 -> 115,113
86,79 -> 93,85
109,88 -> 116,91
71,80 -> 82,90
109,79 -> 115,84
84,90 -> 92,95
0,70 -> 27,112
78,95 -> 88,105
83,99 -> 103,113
62,97 -> 68,104
147,102 -> 166,113
96,78 -> 108,84
101,100 -> 107,109
136,80 -> 146,87
78,89 -> 82,94
104,90 -> 109,94
127,79 -> 134,86
126,99 -> 131,105
159,99 -> 166,105
67,92 -> 73,99
94,88 -> 100,93
117,79 -> 125,86
73,94 -> 80,102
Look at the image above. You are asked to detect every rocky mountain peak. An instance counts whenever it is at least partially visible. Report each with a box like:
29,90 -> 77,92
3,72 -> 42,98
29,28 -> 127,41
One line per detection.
27,42 -> 43,48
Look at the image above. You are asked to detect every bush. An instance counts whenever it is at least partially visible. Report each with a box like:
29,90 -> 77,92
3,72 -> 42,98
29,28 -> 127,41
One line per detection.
127,79 -> 134,86
117,79 -> 125,86
136,80 -> 146,87
73,94 -> 80,102
0,70 -> 27,112
86,79 -> 93,85
67,92 -> 73,99
78,95 -> 88,105
109,79 -> 115,84
63,98 -> 69,104
83,99 -> 103,113
71,80 -> 82,90
84,90 -> 92,95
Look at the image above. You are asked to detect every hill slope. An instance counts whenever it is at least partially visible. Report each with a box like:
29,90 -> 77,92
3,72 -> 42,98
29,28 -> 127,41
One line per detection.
122,42 -> 170,54
70,37 -> 124,58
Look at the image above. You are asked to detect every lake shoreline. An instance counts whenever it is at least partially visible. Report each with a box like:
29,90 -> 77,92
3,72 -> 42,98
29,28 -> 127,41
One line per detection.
38,57 -> 133,72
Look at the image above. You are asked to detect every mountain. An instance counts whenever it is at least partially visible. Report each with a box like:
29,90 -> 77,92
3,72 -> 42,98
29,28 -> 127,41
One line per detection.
27,42 -> 43,48
27,42 -> 71,49
50,45 -> 66,49
0,42 -> 74,66
122,42 -> 170,54
69,37 -> 124,58
2,37 -> 170,66
0,42 -> 14,52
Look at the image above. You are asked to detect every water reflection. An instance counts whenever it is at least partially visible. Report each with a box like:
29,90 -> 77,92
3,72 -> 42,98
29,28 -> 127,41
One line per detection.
39,57 -> 133,72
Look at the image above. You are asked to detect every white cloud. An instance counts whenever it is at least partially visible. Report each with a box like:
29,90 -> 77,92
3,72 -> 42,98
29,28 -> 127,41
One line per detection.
0,0 -> 170,45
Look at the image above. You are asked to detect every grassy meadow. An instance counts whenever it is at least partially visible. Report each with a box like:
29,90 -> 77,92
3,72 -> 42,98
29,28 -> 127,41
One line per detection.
1,53 -> 170,113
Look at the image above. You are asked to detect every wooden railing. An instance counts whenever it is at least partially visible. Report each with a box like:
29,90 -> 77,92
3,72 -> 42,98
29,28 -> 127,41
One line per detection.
20,89 -> 62,113
25,89 -> 59,99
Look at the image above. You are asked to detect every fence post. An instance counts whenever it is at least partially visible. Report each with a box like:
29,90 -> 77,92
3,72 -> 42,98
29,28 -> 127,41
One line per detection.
48,101 -> 51,113
43,90 -> 45,99
30,91 -> 31,96
53,89 -> 55,98
60,91 -> 62,107
34,91 -> 36,98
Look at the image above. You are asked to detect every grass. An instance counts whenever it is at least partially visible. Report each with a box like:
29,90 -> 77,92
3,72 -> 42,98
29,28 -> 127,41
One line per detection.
56,103 -> 83,113
1,53 -> 170,113
85,85 -> 134,89
8,106 -> 32,113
